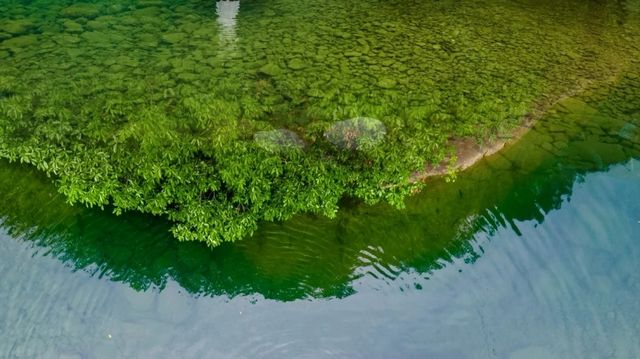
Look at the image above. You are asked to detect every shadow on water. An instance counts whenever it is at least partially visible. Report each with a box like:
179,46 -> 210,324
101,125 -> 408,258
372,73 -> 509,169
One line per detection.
1,72 -> 638,301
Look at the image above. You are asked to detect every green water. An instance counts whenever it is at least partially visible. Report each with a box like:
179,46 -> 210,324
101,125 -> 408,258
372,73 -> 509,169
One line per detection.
2,0 -> 640,245
1,62 -> 640,356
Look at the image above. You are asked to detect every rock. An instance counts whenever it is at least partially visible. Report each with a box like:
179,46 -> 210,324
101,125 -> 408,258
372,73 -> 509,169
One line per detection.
61,4 -> 101,18
192,27 -> 213,39
114,55 -> 138,67
344,51 -> 361,57
66,48 -> 85,58
177,21 -> 202,34
324,117 -> 387,150
377,77 -> 397,89
556,97 -> 597,115
486,153 -> 512,171
81,31 -> 111,45
161,32 -> 186,44
63,20 -> 84,33
86,19 -> 109,31
287,58 -> 306,70
619,122 -> 637,141
80,31 -> 127,47
254,129 -> 305,152
0,34 -> 38,49
137,33 -> 158,47
53,34 -> 81,45
1,19 -> 35,35
380,59 -> 395,67
258,62 -> 281,77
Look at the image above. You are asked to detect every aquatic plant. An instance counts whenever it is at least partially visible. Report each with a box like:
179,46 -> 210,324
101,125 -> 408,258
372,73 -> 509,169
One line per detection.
0,0 -> 639,246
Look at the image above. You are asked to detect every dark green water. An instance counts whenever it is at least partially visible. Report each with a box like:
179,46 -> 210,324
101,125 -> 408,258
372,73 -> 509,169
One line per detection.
2,0 -> 640,357
1,70 -> 640,357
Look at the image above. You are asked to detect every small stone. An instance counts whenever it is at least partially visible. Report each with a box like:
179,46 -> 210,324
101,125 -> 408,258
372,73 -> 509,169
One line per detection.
287,58 -> 306,70
377,78 -> 397,89
54,34 -> 81,44
81,31 -> 110,44
0,35 -> 38,49
61,4 -> 101,18
380,59 -> 394,67
161,32 -> 186,44
86,19 -> 109,31
63,20 -> 84,33
138,33 -> 158,47
619,122 -> 637,141
325,117 -> 387,150
1,19 -> 35,35
344,51 -> 361,57
258,62 -> 281,77
255,129 -> 305,152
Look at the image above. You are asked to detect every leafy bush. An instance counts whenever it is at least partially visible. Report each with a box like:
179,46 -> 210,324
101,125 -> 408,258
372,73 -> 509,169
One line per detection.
1,0 -> 639,246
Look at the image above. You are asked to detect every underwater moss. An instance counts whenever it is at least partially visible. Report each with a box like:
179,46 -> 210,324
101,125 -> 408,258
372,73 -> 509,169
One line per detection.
0,0 -> 639,246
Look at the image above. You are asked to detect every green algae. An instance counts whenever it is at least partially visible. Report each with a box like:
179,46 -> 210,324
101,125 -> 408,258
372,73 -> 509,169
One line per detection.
0,0 -> 639,246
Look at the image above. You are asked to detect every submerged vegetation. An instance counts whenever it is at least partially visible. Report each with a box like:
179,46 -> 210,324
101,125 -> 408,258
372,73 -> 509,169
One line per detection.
0,73 -> 638,299
1,0 -> 640,246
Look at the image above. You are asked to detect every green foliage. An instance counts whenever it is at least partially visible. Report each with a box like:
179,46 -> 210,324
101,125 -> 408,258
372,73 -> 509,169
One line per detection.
0,0 -> 639,246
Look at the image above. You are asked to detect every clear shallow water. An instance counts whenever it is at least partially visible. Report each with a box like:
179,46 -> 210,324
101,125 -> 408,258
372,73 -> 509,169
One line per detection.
2,0 -> 640,357
1,84 -> 640,357
1,0 -> 640,245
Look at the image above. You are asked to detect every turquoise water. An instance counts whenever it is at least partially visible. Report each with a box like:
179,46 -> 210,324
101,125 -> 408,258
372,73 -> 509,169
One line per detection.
1,84 -> 640,356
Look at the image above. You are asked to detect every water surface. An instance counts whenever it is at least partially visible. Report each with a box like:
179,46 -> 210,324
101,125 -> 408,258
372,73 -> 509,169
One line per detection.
1,72 -> 640,357
2,0 -> 640,357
